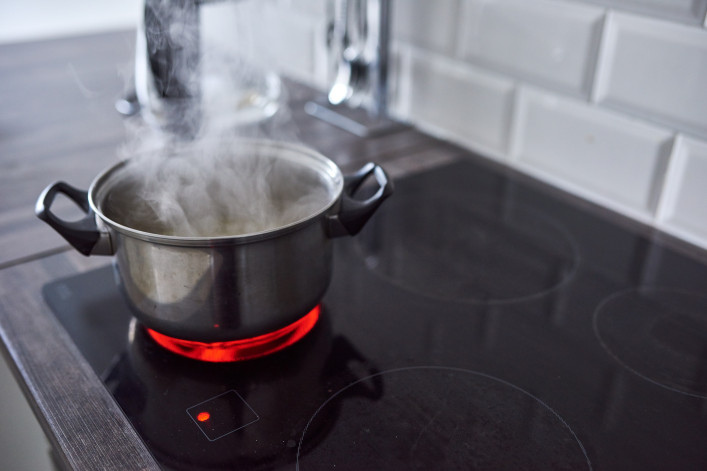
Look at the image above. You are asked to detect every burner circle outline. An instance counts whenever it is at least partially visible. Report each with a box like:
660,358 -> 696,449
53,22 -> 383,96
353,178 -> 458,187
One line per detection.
356,195 -> 581,305
593,286 -> 707,399
296,365 -> 592,470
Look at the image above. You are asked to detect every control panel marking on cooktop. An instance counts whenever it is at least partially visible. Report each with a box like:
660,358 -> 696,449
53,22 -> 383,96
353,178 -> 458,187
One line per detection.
186,390 -> 260,441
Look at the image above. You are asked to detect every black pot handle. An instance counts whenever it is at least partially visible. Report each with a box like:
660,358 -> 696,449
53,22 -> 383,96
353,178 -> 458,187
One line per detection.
328,162 -> 393,237
35,181 -> 111,256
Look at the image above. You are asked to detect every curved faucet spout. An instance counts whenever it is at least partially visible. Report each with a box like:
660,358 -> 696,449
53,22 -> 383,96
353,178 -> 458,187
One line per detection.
144,0 -> 200,100
134,0 -> 202,136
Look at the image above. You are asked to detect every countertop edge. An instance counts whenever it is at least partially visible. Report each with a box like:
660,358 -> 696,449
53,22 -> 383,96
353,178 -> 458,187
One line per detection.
0,256 -> 160,471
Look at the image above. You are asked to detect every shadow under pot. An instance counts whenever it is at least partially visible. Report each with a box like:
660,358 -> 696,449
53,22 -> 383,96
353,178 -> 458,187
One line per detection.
35,140 -> 393,348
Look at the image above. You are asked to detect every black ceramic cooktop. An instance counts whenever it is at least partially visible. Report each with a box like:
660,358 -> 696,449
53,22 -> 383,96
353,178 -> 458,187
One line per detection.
44,159 -> 707,470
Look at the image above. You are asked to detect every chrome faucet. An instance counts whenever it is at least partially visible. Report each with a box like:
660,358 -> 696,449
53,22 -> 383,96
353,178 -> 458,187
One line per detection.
306,0 -> 402,137
327,0 -> 391,117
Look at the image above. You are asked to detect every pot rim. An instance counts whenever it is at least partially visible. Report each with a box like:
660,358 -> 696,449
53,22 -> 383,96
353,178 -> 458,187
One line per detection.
88,139 -> 344,246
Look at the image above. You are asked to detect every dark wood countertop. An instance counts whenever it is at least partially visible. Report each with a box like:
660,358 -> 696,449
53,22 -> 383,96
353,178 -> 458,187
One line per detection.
0,32 -> 136,269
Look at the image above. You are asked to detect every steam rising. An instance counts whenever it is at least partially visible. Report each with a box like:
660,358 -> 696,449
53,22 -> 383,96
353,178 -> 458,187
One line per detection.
108,0 -> 329,238
104,139 -> 335,238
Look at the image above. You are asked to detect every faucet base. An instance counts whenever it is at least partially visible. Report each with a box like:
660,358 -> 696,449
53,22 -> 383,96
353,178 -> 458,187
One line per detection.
304,100 -> 407,138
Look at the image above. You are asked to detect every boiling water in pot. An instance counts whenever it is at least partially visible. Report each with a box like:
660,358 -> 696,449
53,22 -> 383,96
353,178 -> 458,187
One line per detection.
100,150 -> 335,238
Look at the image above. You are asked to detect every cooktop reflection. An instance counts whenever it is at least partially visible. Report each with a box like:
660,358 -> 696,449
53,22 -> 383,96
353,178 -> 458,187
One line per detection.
43,159 -> 707,470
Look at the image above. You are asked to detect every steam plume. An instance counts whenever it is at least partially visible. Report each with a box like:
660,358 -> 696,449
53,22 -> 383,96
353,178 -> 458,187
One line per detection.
111,0 -> 328,238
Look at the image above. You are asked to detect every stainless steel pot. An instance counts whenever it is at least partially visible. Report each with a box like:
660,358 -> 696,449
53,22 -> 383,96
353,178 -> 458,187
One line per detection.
36,140 -> 392,342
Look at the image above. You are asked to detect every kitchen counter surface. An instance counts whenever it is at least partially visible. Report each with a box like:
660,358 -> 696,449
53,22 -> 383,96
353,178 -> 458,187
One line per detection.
0,32 -> 133,269
2,30 -> 707,471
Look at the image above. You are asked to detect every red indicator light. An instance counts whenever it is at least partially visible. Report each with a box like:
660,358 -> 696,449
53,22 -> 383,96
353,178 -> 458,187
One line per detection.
146,305 -> 320,363
197,411 -> 210,422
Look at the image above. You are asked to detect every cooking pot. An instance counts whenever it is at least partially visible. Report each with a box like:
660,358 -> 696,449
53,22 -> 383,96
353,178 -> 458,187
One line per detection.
35,140 -> 392,343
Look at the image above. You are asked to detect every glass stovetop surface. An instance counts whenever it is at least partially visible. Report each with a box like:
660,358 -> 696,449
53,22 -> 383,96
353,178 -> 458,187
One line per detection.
43,160 -> 707,470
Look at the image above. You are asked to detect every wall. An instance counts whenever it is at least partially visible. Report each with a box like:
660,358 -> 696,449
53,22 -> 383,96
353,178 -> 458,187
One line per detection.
263,0 -> 707,251
0,0 -> 140,43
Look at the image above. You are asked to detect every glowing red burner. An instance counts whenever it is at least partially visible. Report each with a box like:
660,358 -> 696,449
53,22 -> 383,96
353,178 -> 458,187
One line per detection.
147,305 -> 320,362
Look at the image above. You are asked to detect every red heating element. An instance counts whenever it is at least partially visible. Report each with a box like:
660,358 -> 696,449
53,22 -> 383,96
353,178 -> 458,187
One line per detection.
146,306 -> 320,362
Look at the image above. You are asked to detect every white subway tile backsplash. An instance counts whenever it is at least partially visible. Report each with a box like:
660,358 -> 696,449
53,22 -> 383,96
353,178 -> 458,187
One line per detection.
258,0 -> 707,251
286,0 -> 327,18
511,87 -> 674,219
657,136 -> 707,248
574,0 -> 707,25
459,0 -> 605,97
405,50 -> 515,155
260,5 -> 320,83
393,0 -> 461,56
594,13 -> 707,139
206,1 -> 322,84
